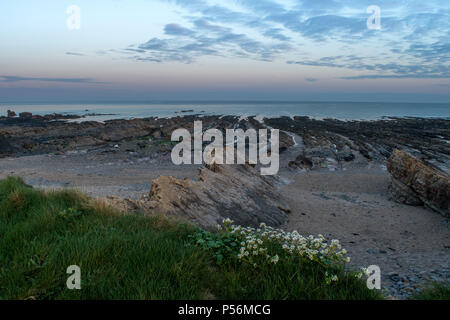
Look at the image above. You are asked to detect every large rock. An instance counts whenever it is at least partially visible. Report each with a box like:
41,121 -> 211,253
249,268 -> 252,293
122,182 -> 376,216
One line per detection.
137,163 -> 290,229
387,149 -> 450,217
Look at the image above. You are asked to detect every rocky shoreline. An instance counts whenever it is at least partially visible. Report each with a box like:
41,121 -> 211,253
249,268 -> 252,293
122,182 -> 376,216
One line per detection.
0,112 -> 449,299
265,116 -> 450,174
1,113 -> 449,173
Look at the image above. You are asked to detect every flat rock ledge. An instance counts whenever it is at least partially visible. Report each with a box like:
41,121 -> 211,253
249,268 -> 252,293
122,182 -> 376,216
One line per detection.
387,149 -> 450,217
133,163 -> 290,229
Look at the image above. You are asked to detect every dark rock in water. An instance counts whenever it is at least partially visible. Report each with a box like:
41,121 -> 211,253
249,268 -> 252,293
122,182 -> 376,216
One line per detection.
43,113 -> 81,120
19,112 -> 33,118
136,163 -> 290,229
387,149 -> 450,217
7,110 -> 16,118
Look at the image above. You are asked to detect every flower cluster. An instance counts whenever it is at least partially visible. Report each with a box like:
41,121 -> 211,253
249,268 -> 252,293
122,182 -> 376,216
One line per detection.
222,219 -> 351,281
354,267 -> 371,279
325,271 -> 339,285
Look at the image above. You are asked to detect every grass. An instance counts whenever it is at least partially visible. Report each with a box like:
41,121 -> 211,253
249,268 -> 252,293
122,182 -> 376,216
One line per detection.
0,176 -> 382,300
411,282 -> 450,300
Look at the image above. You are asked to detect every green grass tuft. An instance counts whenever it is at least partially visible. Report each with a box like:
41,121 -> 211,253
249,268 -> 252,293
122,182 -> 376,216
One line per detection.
0,176 -> 382,300
411,282 -> 450,300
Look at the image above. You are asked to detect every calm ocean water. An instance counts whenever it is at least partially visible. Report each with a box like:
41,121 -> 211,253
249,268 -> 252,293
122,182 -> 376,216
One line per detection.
1,101 -> 449,121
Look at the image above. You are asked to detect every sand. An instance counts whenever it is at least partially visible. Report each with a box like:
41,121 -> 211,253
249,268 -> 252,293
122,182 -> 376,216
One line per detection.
280,169 -> 449,297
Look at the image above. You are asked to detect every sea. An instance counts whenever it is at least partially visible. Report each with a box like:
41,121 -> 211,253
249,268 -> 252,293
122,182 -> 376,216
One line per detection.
1,101 -> 449,122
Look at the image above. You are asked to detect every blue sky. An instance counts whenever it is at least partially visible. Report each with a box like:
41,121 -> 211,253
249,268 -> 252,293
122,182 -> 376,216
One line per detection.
0,0 -> 449,102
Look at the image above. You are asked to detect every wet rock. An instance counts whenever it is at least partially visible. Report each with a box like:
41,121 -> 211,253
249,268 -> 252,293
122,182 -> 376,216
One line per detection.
387,149 -> 450,217
2,114 -> 449,176
67,136 -> 104,149
289,154 -> 313,169
137,163 -> 290,229
43,113 -> 81,120
279,131 -> 295,152
7,110 -> 16,118
0,136 -> 15,154
19,112 -> 33,118
265,116 -> 450,173
306,146 -> 335,159
336,146 -> 355,162
22,140 -> 36,151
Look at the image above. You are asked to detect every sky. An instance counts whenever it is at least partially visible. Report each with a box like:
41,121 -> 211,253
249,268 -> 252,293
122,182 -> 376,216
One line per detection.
0,0 -> 449,103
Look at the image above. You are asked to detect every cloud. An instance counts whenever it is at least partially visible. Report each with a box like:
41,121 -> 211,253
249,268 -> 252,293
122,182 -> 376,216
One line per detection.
288,52 -> 450,80
0,76 -> 103,84
340,74 -> 449,80
263,28 -> 291,41
407,41 -> 450,62
193,19 -> 231,33
164,23 -> 195,36
65,52 -> 85,56
117,0 -> 449,77
127,18 -> 292,63
297,15 -> 367,41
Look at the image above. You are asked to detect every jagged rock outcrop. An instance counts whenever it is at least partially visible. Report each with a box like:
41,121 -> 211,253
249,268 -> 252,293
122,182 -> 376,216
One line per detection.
387,149 -> 450,217
136,163 -> 290,229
